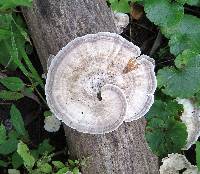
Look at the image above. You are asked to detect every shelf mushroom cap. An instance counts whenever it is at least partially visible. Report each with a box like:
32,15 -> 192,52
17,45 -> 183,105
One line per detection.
45,32 -> 156,134
177,98 -> 200,150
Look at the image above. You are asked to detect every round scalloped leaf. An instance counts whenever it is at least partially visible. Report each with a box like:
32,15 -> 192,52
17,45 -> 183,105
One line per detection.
169,33 -> 200,56
145,100 -> 187,157
186,0 -> 200,6
161,15 -> 200,55
162,15 -> 200,37
157,50 -> 200,98
110,0 -> 130,13
144,0 -> 184,28
146,100 -> 183,121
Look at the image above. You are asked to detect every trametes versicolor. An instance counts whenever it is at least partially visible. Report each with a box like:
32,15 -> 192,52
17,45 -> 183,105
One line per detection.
45,32 -> 157,134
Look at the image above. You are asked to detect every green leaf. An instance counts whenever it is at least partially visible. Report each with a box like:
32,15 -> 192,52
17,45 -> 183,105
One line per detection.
167,14 -> 200,38
0,28 -> 11,40
0,15 -> 44,90
0,123 -> 6,145
175,0 -> 187,4
12,152 -> 23,169
169,32 -> 200,56
157,50 -> 200,98
0,137 -> 18,155
144,0 -> 184,28
44,111 -> 52,117
196,141 -> 200,171
0,160 -> 9,167
8,130 -> 20,139
0,14 -> 26,70
0,0 -> 32,10
30,149 -> 39,160
17,141 -> 35,169
52,161 -> 65,169
145,100 -> 187,157
72,167 -> 80,174
0,90 -> 24,100
194,91 -> 200,107
23,87 -> 33,95
74,160 -> 79,165
19,45 -> 44,89
0,77 -> 24,91
56,167 -> 69,174
162,15 -> 200,55
146,100 -> 183,121
37,139 -> 55,155
0,40 -> 18,70
39,163 -> 52,173
10,104 -> 27,137
68,159 -> 75,166
11,16 -> 30,43
8,169 -> 20,174
186,0 -> 200,6
10,15 -> 44,89
111,0 -> 131,13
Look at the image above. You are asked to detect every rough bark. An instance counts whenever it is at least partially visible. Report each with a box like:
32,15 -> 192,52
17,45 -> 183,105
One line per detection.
22,0 -> 159,173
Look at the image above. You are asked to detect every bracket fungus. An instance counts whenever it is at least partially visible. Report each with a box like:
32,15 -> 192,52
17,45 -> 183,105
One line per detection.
160,153 -> 199,174
113,12 -> 129,34
45,32 -> 156,134
177,98 -> 200,150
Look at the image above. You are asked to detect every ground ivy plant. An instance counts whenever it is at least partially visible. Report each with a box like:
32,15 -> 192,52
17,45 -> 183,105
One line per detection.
108,0 -> 200,162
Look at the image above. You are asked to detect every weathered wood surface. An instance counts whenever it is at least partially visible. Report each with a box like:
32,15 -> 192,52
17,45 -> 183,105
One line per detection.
22,0 -> 159,173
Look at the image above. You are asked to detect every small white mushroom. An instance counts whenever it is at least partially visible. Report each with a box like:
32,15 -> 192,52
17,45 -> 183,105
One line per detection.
45,32 -> 156,134
113,12 -> 129,34
160,153 -> 199,174
44,115 -> 61,132
177,98 -> 200,150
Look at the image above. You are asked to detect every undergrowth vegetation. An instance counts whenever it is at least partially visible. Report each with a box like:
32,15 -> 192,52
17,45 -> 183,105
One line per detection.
108,0 -> 200,170
0,0 -> 84,173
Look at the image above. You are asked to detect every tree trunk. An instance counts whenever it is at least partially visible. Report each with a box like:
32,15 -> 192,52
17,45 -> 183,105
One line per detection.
22,0 -> 159,173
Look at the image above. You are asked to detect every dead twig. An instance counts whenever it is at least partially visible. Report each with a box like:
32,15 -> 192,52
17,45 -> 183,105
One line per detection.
149,30 -> 163,56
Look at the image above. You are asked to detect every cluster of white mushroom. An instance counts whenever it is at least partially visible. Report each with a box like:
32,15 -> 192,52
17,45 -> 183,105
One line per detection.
45,32 -> 157,134
160,99 -> 200,173
160,153 -> 199,174
44,114 -> 61,132
113,12 -> 129,34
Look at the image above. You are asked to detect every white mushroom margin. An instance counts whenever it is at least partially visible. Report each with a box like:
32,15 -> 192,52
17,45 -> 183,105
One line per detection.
45,32 -> 156,134
160,153 -> 199,174
177,98 -> 200,150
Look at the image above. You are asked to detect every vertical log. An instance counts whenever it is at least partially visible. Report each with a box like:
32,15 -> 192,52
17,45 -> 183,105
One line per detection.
22,0 -> 159,173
